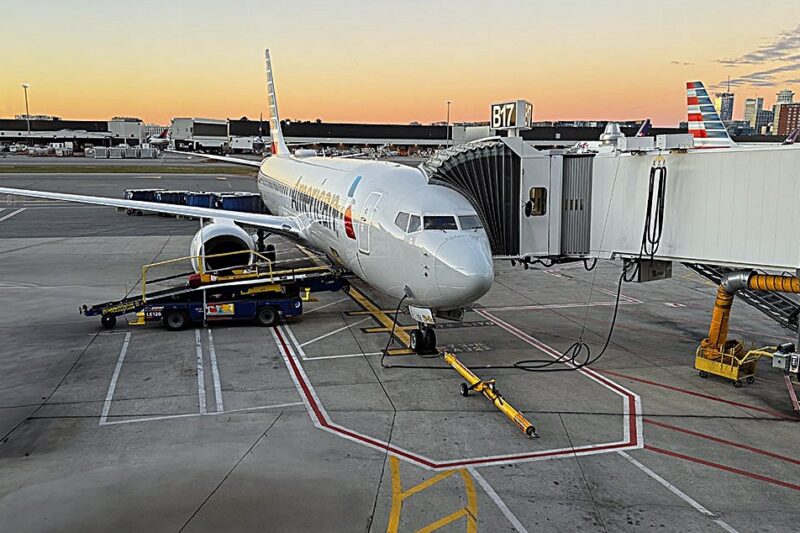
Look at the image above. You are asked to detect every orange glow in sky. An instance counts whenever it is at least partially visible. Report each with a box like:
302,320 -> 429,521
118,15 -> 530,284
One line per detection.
2,1 -> 799,126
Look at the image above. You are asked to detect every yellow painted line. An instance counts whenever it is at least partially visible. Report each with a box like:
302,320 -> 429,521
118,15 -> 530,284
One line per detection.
415,508 -> 470,533
364,325 -> 415,334
347,309 -> 403,316
386,455 -> 479,533
387,457 -> 403,533
459,468 -> 479,533
401,470 -> 456,499
348,285 -> 411,347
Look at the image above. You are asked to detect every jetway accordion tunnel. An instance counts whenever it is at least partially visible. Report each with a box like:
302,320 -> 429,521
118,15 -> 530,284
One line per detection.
702,271 -> 800,359
422,140 -> 521,256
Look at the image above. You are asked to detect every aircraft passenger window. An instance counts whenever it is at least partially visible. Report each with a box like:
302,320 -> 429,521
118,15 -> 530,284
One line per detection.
458,215 -> 482,230
394,212 -> 409,231
423,216 -> 457,230
407,215 -> 421,233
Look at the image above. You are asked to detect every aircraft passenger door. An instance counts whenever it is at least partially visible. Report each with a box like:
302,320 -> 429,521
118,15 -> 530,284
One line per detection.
357,192 -> 382,254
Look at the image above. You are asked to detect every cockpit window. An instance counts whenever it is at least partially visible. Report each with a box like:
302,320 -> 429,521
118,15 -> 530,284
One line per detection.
423,216 -> 457,230
407,214 -> 421,233
458,215 -> 483,230
394,212 -> 409,231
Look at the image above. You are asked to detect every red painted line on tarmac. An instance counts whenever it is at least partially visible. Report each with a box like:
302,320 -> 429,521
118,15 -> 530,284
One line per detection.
644,418 -> 800,466
273,325 -> 641,469
785,376 -> 799,412
645,445 -> 800,492
599,369 -> 794,419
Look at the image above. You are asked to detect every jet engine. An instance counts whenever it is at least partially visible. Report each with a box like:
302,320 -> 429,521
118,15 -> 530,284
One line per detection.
189,220 -> 255,273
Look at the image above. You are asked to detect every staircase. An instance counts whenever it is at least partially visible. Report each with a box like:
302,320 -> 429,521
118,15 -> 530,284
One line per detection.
685,263 -> 799,333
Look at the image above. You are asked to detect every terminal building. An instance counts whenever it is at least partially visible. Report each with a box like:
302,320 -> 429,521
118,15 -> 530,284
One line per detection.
0,113 -> 783,156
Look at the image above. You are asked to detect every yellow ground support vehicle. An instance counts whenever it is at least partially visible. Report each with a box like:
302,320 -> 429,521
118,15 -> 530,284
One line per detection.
695,345 -> 774,388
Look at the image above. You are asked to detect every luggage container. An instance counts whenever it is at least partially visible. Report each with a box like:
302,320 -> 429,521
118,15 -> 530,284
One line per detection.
153,190 -> 188,217
186,191 -> 217,209
216,192 -> 265,213
140,148 -> 155,158
123,188 -> 167,216
125,147 -> 139,158
154,190 -> 188,205
109,147 -> 124,159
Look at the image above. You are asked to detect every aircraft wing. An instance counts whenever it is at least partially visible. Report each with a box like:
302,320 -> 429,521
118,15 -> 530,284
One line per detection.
0,187 -> 303,238
165,149 -> 263,167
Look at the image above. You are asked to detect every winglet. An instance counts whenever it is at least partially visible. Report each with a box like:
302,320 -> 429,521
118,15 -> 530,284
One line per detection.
686,81 -> 735,147
265,49 -> 289,156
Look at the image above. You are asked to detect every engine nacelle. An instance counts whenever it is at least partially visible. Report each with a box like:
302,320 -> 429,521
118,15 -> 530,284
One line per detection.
190,220 -> 255,273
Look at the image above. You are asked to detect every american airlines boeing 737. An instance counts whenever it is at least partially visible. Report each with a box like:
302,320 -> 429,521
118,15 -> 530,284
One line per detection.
0,50 -> 494,354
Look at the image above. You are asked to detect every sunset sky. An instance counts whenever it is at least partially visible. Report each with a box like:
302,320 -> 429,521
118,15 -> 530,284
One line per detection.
2,1 -> 800,126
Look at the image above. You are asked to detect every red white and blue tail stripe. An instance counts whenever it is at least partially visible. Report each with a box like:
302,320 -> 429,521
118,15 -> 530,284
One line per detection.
686,81 -> 735,147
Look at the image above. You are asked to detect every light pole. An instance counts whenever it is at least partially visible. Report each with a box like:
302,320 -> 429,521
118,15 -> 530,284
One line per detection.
21,83 -> 31,135
445,99 -> 452,147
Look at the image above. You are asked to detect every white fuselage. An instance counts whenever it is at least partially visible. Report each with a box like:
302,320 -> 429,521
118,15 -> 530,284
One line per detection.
256,155 -> 494,310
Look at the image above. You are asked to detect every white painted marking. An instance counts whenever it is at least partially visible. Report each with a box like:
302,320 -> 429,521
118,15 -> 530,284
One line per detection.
195,329 -> 207,415
303,297 -> 350,315
0,208 -> 26,222
99,332 -> 131,425
468,467 -> 529,533
101,401 -> 303,426
303,351 -> 383,360
299,317 -> 370,347
275,323 -> 640,471
618,451 -> 739,533
207,330 -> 224,412
484,300 -> 638,312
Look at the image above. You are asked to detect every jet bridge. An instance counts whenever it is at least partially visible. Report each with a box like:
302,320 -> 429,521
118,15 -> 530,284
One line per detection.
422,137 -> 800,272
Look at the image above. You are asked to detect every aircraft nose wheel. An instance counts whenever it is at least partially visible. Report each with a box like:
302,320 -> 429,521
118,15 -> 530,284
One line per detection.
409,326 -> 437,355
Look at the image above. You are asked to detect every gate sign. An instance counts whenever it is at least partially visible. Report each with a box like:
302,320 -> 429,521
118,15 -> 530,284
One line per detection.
491,100 -> 533,130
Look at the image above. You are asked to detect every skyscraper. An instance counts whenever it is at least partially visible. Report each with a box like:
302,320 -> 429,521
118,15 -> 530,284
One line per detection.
772,89 -> 795,134
744,97 -> 764,128
776,102 -> 800,135
714,92 -> 735,122
776,89 -> 795,104
755,109 -> 773,134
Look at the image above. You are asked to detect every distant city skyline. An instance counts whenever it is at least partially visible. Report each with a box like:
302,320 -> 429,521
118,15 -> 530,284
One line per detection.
2,1 -> 800,126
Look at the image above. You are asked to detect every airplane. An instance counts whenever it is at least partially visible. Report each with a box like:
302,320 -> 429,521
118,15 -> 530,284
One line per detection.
148,128 -> 170,148
686,81 -> 800,148
685,81 -> 736,148
635,119 -> 651,137
0,49 -> 494,355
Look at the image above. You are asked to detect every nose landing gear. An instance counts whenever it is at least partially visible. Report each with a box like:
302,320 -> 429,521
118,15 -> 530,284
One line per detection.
409,325 -> 437,355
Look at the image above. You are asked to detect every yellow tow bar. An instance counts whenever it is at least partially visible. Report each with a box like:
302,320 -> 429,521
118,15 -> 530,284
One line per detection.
444,352 -> 538,438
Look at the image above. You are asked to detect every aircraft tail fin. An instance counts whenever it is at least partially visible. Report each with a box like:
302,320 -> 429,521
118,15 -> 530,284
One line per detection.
635,119 -> 652,137
686,81 -> 735,147
265,49 -> 289,156
782,126 -> 800,145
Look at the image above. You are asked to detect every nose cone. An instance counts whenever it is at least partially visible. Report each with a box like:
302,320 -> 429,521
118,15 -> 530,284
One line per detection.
434,235 -> 494,307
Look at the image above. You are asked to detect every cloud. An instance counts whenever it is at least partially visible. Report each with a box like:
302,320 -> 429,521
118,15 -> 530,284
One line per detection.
669,60 -> 693,66
712,63 -> 800,90
717,24 -> 800,65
